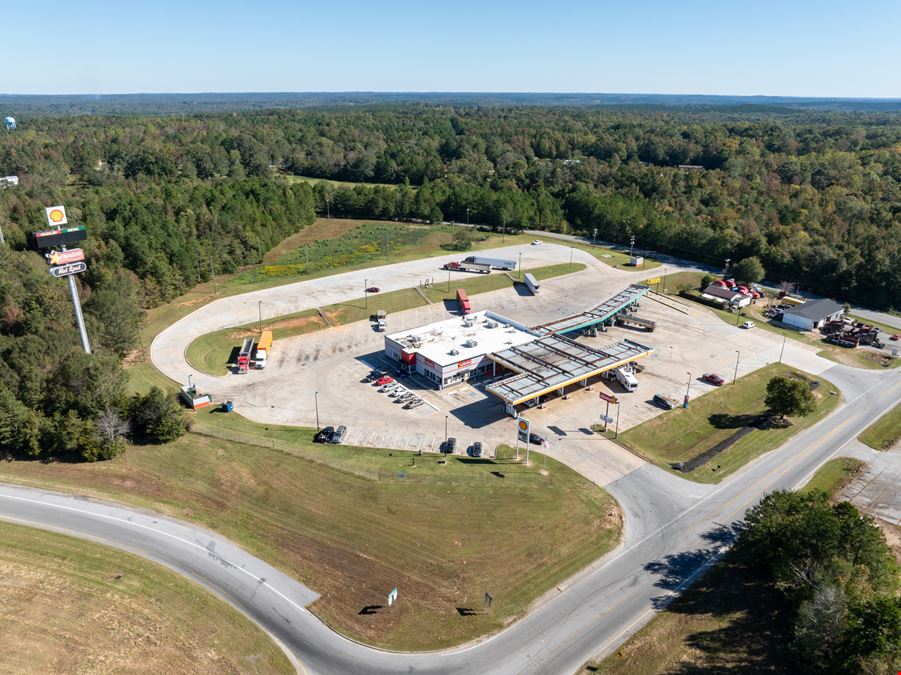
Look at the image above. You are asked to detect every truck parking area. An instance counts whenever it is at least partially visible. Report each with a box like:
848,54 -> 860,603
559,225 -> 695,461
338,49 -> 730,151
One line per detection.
204,262 -> 831,460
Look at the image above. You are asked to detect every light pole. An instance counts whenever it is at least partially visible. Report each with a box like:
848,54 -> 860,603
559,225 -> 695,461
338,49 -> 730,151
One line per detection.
364,278 -> 368,309
502,216 -> 506,244
735,306 -> 743,326
519,251 -> 523,279
569,246 -> 573,269
684,372 -> 691,408
326,197 -> 330,219
444,415 -> 449,457
314,391 -> 320,430
592,228 -> 597,247
733,350 -> 740,385
778,335 -> 787,364
258,300 -> 263,334
629,234 -> 635,258
724,258 -> 730,277
447,268 -> 451,292
187,374 -> 193,391
466,208 -> 470,226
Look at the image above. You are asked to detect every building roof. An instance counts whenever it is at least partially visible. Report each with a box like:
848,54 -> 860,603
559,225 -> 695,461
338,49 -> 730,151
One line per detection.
783,298 -> 844,322
385,310 -> 536,367
532,284 -> 650,335
485,335 -> 653,405
702,284 -> 741,301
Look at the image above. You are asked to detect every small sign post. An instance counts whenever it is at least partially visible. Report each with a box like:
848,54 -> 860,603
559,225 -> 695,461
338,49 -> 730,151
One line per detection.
484,591 -> 493,610
387,587 -> 398,607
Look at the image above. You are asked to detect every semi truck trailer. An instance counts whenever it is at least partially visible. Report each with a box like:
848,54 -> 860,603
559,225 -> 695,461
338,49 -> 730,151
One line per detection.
463,255 -> 516,270
443,260 -> 491,274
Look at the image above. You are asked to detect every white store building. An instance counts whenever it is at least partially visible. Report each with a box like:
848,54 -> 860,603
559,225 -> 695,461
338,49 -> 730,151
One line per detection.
384,311 -> 537,388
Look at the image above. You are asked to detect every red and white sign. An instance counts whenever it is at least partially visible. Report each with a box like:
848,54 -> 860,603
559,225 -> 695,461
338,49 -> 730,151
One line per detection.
45,205 -> 68,227
599,392 -> 619,404
47,248 -> 85,265
457,359 -> 473,369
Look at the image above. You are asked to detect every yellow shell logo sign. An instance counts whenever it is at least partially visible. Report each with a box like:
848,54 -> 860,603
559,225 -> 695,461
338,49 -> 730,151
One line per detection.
48,208 -> 65,224
518,420 -> 529,431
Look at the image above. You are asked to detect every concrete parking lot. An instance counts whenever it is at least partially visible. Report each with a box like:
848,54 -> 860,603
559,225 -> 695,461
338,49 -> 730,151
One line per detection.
161,246 -> 837,489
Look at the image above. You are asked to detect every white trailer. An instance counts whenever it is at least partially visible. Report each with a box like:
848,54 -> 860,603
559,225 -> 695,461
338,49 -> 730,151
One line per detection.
614,365 -> 639,392
524,273 -> 540,294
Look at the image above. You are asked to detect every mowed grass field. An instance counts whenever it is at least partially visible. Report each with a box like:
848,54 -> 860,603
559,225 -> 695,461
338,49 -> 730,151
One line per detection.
0,409 -> 621,651
186,262 -> 586,375
618,364 -> 841,482
858,400 -> 901,451
0,520 -> 291,674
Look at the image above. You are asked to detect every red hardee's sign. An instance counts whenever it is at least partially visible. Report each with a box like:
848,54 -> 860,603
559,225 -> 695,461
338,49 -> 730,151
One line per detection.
457,359 -> 473,369
47,248 -> 85,265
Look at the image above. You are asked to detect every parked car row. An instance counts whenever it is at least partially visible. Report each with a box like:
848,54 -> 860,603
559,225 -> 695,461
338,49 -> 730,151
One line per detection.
441,437 -> 485,457
364,368 -> 424,410
314,425 -> 347,444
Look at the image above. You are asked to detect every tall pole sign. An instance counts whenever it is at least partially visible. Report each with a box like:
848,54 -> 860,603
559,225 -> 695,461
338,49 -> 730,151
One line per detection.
30,205 -> 92,354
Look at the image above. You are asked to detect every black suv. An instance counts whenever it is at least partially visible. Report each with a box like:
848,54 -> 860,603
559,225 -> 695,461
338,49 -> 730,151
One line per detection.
314,426 -> 335,443
442,437 -> 457,454
468,441 -> 483,458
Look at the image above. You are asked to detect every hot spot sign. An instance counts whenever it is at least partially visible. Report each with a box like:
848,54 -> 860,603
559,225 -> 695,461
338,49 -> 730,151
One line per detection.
45,205 -> 68,227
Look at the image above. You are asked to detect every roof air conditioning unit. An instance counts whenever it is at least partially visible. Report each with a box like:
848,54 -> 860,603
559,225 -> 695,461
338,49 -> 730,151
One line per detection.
449,349 -> 460,355
464,339 -> 478,348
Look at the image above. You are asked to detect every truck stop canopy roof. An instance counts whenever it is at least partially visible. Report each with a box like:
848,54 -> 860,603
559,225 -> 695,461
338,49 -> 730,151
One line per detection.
532,284 -> 650,335
485,335 -> 653,406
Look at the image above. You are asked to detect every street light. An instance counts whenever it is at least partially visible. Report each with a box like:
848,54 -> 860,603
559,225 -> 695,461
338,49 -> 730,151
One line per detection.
326,196 -> 330,219
364,278 -> 368,309
733,350 -> 741,385
778,335 -> 787,364
519,251 -> 523,280
466,207 -> 470,226
314,391 -> 320,430
629,235 -> 635,258
592,228 -> 597,247
684,372 -> 691,408
724,258 -> 730,276
258,300 -> 263,334
569,246 -> 573,269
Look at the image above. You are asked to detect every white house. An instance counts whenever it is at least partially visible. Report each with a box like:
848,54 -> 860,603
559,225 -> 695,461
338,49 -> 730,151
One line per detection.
781,299 -> 844,331
701,284 -> 752,308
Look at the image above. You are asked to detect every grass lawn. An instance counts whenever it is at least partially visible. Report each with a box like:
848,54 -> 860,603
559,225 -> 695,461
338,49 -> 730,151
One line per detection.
185,263 -> 586,375
617,364 -> 842,483
0,408 -> 621,652
0,520 -> 291,674
661,271 -> 900,370
535,233 -> 662,270
801,457 -> 866,495
583,554 -> 790,675
858,400 -> 901,451
282,174 -> 406,190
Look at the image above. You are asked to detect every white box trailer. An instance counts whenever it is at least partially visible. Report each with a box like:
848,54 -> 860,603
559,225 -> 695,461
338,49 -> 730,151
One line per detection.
464,255 -> 516,270
614,365 -> 639,391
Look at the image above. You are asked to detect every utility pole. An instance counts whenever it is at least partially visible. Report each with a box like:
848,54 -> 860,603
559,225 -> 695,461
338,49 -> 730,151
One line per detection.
684,372 -> 691,408
778,335 -> 787,364
518,252 -> 523,279
326,197 -> 330,219
365,279 -> 369,308
569,246 -> 573,269
314,391 -> 320,430
68,274 -> 91,354
258,300 -> 263,334
466,208 -> 470,226
733,350 -> 741,384
592,228 -> 597,247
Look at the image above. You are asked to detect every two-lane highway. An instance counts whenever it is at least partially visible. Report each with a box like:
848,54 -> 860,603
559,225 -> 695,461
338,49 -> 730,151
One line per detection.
2,363 -> 897,674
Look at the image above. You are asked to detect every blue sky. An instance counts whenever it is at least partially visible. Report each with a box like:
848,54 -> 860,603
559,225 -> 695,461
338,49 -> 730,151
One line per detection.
5,0 -> 900,97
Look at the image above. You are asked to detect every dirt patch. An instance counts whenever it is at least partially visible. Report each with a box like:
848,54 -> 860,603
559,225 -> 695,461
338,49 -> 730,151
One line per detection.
874,519 -> 901,563
264,219 -> 369,262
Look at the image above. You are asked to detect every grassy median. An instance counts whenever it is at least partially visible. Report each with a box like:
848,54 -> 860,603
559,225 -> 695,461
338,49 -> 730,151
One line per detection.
0,520 -> 291,674
617,364 -> 841,482
800,456 -> 865,495
185,262 -> 586,375
0,408 -> 620,652
858,401 -> 901,451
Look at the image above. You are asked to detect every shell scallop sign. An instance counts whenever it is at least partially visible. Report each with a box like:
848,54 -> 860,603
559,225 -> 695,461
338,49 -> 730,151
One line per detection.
45,205 -> 68,228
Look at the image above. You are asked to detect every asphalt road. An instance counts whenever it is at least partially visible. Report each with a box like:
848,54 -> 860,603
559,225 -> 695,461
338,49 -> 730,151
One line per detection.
2,363 -> 898,674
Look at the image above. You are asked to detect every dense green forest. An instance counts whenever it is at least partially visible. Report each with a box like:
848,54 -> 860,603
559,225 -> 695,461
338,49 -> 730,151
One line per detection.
0,104 -> 898,458
3,106 -> 898,308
